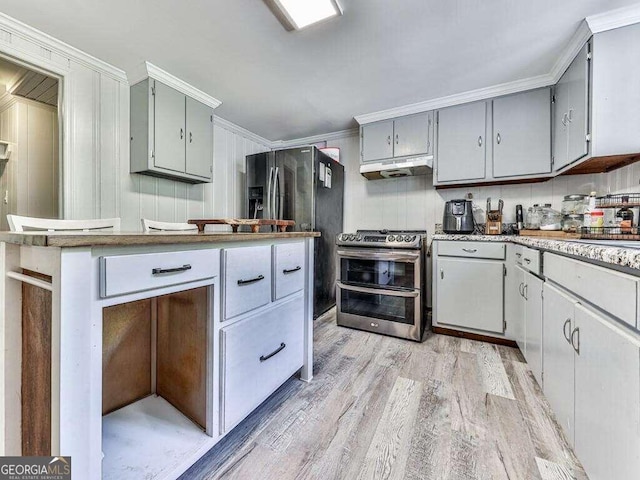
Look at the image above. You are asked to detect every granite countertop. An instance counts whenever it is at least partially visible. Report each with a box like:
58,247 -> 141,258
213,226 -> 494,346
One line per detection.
432,233 -> 640,270
0,231 -> 321,248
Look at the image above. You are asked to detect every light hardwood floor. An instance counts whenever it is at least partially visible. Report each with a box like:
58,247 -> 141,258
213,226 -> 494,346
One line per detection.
181,310 -> 586,480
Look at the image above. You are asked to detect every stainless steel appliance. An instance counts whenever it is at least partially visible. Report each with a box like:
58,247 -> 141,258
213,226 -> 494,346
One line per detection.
335,230 -> 427,341
246,146 -> 344,318
443,199 -> 474,234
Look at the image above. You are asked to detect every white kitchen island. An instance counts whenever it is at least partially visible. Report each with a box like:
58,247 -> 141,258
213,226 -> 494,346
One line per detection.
0,231 -> 318,479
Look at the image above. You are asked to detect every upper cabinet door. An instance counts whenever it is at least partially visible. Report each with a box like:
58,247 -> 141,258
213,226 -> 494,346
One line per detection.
154,81 -> 186,173
436,101 -> 487,183
185,97 -> 213,179
361,120 -> 394,162
493,89 -> 551,177
393,112 -> 431,158
553,72 -> 570,171
566,42 -> 590,165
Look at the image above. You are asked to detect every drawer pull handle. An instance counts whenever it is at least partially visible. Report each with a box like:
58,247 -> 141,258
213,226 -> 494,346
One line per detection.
524,258 -> 531,264
152,264 -> 192,275
237,274 -> 265,286
516,253 -> 522,258
283,266 -> 302,275
462,248 -> 477,253
260,342 -> 286,362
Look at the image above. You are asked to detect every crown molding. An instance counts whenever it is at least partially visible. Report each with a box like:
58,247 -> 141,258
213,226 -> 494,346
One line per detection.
128,61 -> 222,109
548,19 -> 592,83
0,12 -> 127,82
354,73 -> 553,125
213,115 -> 272,147
586,3 -> 640,34
272,127 -> 359,148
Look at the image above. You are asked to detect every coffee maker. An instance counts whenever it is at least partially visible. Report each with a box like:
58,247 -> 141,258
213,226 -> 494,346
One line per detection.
443,199 -> 474,234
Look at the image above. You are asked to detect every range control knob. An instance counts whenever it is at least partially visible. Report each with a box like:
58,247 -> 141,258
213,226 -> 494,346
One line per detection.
356,235 -> 362,241
410,235 -> 417,242
349,234 -> 356,241
338,234 -> 346,241
387,235 -> 395,242
404,235 -> 411,242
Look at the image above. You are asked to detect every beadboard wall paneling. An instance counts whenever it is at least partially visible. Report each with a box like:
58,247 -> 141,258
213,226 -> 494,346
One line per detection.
330,133 -> 640,238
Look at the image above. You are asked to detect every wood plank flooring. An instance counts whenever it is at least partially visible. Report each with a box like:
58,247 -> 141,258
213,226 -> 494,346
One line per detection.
181,310 -> 586,480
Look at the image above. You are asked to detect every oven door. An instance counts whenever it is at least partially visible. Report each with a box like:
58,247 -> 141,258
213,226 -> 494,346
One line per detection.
336,281 -> 423,341
336,248 -> 421,291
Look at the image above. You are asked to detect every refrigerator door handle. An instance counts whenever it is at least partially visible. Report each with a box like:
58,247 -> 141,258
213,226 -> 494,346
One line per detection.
266,167 -> 274,220
272,166 -> 280,221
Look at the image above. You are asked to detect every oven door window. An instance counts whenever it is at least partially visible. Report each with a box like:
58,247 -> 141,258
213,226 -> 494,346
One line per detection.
340,288 -> 416,324
340,257 -> 416,290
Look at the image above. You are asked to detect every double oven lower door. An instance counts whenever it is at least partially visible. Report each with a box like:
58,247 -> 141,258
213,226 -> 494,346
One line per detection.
336,247 -> 424,341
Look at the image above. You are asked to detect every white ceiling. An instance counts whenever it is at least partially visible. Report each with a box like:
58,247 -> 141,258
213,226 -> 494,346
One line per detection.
0,0 -> 637,141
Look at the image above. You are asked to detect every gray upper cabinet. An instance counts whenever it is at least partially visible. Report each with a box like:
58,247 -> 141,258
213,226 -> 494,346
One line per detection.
553,42 -> 590,171
393,112 -> 432,158
361,112 -> 432,163
154,81 -> 187,173
361,120 -> 393,162
493,88 -> 551,178
435,101 -> 487,183
131,78 -> 213,183
185,97 -> 214,179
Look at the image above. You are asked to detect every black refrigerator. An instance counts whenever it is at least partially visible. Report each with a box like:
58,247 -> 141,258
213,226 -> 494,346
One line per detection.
246,146 -> 344,318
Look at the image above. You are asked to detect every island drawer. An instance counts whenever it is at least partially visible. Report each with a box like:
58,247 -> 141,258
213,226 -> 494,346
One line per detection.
273,242 -> 305,301
221,295 -> 304,432
544,253 -> 638,328
223,245 -> 272,320
438,241 -> 506,260
99,249 -> 218,298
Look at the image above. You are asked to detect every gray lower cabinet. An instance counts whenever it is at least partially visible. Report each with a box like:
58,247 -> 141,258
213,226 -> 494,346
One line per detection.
492,88 -> 551,177
543,281 -> 640,480
436,256 -> 504,334
574,303 -> 640,480
542,283 -> 576,444
360,112 -> 432,163
435,101 -> 487,183
131,78 -> 214,183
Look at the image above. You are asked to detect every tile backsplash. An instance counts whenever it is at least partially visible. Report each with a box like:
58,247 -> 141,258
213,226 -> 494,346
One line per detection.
328,134 -> 640,239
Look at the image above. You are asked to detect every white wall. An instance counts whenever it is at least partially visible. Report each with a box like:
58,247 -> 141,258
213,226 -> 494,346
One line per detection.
0,95 -> 58,231
328,133 -> 640,238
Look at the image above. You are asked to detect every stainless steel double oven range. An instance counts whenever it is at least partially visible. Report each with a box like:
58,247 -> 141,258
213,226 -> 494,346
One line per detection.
335,230 -> 427,341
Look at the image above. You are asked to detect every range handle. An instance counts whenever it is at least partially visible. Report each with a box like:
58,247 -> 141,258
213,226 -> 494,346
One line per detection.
337,281 -> 419,298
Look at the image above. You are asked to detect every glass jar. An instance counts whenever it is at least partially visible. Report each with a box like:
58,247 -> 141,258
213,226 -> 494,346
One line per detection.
562,214 -> 584,232
590,210 -> 604,228
525,204 -> 542,229
540,206 -> 563,231
617,207 -> 634,233
561,194 -> 588,215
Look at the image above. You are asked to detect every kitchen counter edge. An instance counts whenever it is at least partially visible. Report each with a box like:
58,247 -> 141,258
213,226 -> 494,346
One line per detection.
432,233 -> 640,271
0,231 -> 321,248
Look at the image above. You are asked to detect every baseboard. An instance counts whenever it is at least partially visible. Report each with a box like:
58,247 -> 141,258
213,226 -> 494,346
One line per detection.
431,326 -> 518,348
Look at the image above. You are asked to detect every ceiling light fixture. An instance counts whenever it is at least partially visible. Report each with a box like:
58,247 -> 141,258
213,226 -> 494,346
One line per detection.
264,0 -> 343,31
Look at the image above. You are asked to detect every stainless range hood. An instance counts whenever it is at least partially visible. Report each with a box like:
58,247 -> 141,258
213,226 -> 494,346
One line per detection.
359,155 -> 433,180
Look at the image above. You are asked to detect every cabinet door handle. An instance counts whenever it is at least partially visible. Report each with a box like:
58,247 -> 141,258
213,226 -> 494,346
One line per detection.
152,264 -> 192,275
237,274 -> 265,286
283,266 -> 301,275
462,248 -> 477,253
395,134 -> 399,145
387,135 -> 391,145
440,269 -> 444,280
519,282 -> 524,297
561,113 -> 568,127
563,318 -> 572,344
260,342 -> 286,362
571,326 -> 580,354
515,253 -> 522,258
496,133 -> 501,145
180,128 -> 184,139
478,136 -> 483,147
189,132 -> 193,143
523,284 -> 528,300
567,108 -> 574,122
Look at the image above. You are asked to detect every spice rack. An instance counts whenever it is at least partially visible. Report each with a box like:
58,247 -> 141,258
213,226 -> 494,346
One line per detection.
578,193 -> 640,240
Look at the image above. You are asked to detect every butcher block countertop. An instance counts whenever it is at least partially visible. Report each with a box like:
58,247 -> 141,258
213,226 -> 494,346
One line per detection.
0,230 -> 321,248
